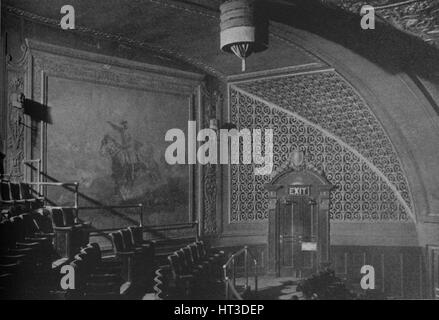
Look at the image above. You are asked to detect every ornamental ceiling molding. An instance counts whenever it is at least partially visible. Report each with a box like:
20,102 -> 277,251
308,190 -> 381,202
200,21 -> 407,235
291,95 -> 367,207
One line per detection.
3,1 -> 326,81
3,5 -> 226,81
322,0 -> 439,47
231,84 -> 416,223
24,39 -> 204,84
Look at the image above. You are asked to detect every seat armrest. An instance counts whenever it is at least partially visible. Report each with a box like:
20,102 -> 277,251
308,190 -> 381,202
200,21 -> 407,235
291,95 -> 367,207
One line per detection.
53,226 -> 74,231
8,248 -> 33,255
178,274 -> 194,280
35,232 -> 55,238
25,236 -> 48,242
116,251 -> 135,256
0,200 -> 15,204
16,241 -> 39,248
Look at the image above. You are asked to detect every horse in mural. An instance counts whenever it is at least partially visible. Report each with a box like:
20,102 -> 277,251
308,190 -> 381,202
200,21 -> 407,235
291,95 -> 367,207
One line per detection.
99,132 -> 161,197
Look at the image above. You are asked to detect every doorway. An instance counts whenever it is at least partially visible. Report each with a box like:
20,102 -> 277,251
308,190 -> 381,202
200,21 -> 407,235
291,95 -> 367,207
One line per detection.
279,195 -> 317,277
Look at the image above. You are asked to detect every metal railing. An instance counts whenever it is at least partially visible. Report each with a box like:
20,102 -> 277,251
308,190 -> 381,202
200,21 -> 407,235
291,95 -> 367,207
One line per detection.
25,181 -> 80,219
143,221 -> 200,241
19,159 -> 200,244
23,174 -> 198,238
22,159 -> 42,194
223,246 -> 258,300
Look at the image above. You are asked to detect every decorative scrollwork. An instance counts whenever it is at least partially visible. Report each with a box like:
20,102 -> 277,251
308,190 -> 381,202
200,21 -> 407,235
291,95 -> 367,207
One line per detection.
5,73 -> 25,180
322,0 -> 439,47
237,71 -> 412,211
229,85 -> 411,223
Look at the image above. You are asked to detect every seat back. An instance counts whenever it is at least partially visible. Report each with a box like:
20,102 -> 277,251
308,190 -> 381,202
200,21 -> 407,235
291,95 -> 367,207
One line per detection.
51,208 -> 65,227
86,243 -> 102,262
80,246 -> 99,267
110,232 -> 124,254
120,229 -> 134,251
10,216 -> 26,242
19,183 -> 33,200
175,250 -> 190,274
168,254 -> 183,277
0,221 -> 14,250
9,183 -> 21,200
0,182 -> 11,201
63,208 -> 76,226
127,226 -> 143,246
33,208 -> 54,233
189,244 -> 200,262
20,213 -> 39,237
182,247 -> 195,268
195,242 -> 205,259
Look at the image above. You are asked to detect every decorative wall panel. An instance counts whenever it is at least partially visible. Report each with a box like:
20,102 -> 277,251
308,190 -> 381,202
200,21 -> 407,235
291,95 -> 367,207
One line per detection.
236,71 -> 412,211
5,72 -> 25,180
229,87 -> 410,223
201,86 -> 222,235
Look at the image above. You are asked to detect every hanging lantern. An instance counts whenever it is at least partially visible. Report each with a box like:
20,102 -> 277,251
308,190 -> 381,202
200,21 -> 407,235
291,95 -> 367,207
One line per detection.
220,0 -> 260,72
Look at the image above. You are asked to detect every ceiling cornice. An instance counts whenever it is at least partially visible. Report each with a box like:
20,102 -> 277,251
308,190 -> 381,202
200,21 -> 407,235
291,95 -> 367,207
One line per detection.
321,0 -> 439,47
3,4 -> 228,80
3,0 -> 438,82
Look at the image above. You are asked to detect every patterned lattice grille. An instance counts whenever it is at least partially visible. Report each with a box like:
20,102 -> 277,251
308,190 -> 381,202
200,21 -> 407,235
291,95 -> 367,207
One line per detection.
236,72 -> 412,210
229,88 -> 409,223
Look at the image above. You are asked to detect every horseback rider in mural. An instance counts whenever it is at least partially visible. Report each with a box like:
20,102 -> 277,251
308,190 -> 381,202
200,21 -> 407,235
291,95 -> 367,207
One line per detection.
99,120 -> 161,200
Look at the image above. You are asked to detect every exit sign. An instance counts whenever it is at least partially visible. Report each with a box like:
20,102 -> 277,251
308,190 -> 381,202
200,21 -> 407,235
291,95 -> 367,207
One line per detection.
289,186 -> 310,196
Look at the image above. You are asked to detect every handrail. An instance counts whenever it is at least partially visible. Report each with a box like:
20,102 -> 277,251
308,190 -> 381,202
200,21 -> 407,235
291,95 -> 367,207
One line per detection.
223,246 -> 258,300
142,221 -> 200,241
18,161 -> 199,238
26,181 -> 79,187
225,279 -> 244,300
71,204 -> 144,227
25,180 -> 80,221
23,159 -> 42,194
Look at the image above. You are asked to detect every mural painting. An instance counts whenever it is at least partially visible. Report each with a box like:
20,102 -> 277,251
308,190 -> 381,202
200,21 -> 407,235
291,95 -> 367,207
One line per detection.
46,77 -> 191,228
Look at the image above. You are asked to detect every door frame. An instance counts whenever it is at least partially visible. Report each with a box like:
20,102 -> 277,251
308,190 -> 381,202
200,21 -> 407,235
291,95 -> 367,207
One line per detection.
266,168 -> 334,277
427,245 -> 439,299
278,194 -> 318,277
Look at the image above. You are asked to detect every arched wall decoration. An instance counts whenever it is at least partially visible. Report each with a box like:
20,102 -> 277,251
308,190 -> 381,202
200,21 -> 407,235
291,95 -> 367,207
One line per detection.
235,71 -> 414,211
229,84 -> 414,223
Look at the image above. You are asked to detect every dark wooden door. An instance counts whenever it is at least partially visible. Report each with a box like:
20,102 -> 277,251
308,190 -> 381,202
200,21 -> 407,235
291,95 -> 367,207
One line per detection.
279,196 -> 315,277
433,248 -> 439,299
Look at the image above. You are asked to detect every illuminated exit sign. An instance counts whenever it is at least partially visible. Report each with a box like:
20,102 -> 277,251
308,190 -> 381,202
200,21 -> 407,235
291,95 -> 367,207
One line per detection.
289,186 -> 310,196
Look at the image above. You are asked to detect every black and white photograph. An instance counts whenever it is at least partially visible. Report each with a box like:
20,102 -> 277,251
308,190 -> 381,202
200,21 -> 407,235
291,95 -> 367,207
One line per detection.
0,0 -> 439,304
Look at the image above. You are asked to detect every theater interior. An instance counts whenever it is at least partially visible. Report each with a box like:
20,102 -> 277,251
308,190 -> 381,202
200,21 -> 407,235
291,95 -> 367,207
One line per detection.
1,0 -> 439,300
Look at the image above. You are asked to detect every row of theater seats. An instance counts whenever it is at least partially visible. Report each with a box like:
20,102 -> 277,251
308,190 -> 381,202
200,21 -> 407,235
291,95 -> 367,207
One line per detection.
0,212 -> 54,299
109,227 -> 156,297
1,184 -> 93,300
150,241 -> 225,300
1,180 -> 226,300
0,181 -> 44,215
67,243 -> 123,300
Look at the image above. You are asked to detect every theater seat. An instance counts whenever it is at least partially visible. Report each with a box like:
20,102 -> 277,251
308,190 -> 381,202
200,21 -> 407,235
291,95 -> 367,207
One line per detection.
50,207 -> 89,259
66,243 -> 122,300
109,231 -> 135,295
167,253 -> 197,299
